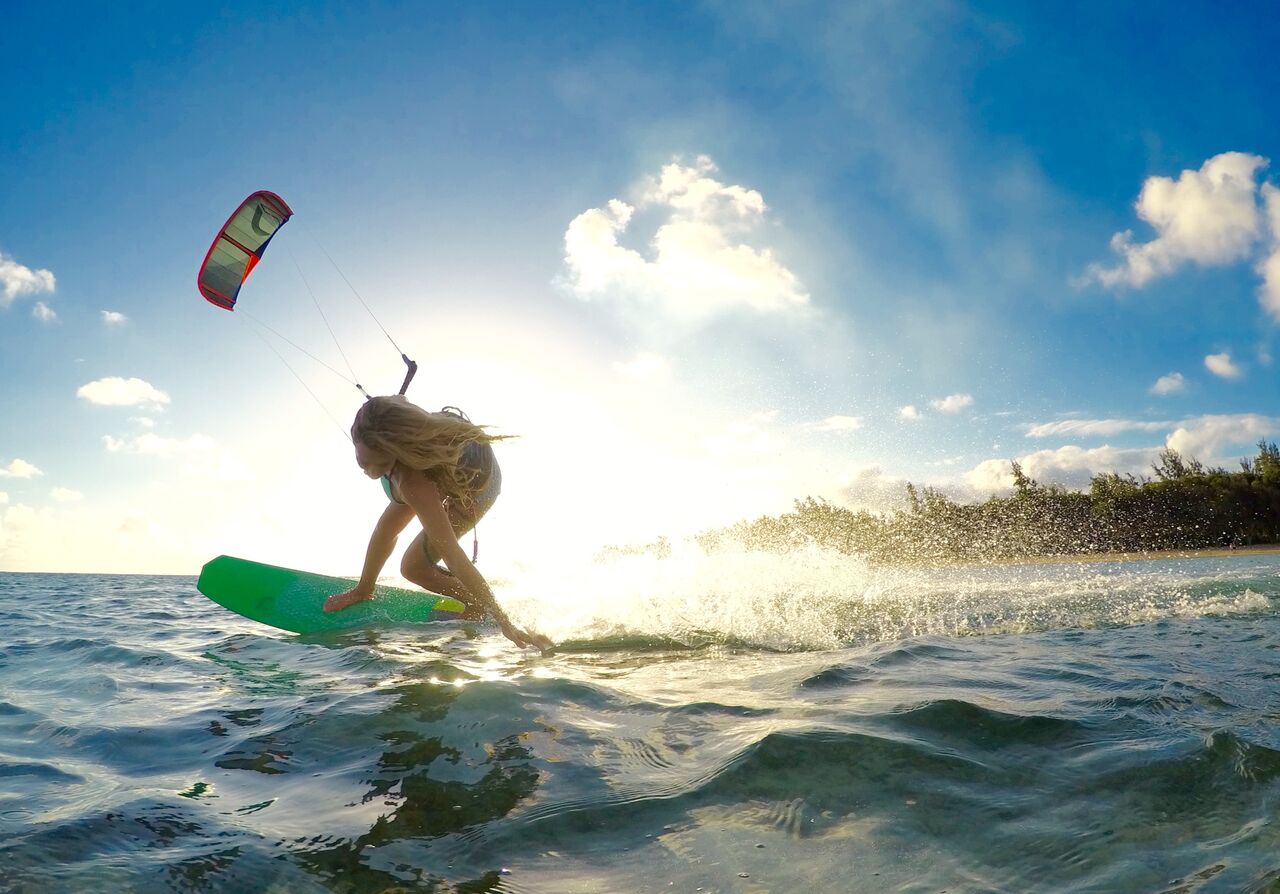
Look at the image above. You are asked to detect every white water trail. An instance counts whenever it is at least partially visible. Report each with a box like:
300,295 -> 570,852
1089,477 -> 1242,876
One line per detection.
494,541 -> 1279,651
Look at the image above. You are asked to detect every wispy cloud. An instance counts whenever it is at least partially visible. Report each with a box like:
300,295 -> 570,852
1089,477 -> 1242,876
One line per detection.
102,432 -> 214,457
562,155 -> 808,323
1204,352 -> 1244,380
1150,372 -> 1186,395
1025,418 -> 1172,439
809,415 -> 864,433
101,310 -> 128,326
77,377 -> 171,408
930,393 -> 973,413
0,251 -> 56,307
31,300 -> 57,323
0,458 -> 42,478
899,405 -> 921,420
50,487 -> 83,502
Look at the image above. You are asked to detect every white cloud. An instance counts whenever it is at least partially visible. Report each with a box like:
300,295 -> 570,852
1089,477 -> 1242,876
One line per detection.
0,459 -> 42,478
31,301 -> 57,323
0,492 -> 7,504
1021,413 -> 1276,466
1258,183 -> 1280,322
612,351 -> 671,381
0,251 -> 56,306
930,393 -> 973,413
1085,152 -> 1268,288
898,405 -> 921,420
1204,352 -> 1243,380
1165,414 -> 1278,461
102,432 -> 215,457
836,464 -> 909,512
562,155 -> 809,321
1025,418 -> 1172,439
77,377 -> 171,408
101,310 -> 128,325
966,445 -> 1161,494
1150,372 -> 1186,395
810,415 -> 863,433
129,416 -> 156,428
50,488 -> 83,503
966,414 -> 1279,495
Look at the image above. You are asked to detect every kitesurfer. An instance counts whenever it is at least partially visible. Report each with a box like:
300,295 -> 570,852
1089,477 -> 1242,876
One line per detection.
323,395 -> 551,651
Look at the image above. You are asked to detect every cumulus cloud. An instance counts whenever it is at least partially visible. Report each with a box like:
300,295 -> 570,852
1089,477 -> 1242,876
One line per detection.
1085,152 -> 1268,288
1204,352 -> 1243,380
899,405 -> 921,420
810,415 -> 864,433
0,458 -> 42,478
836,464 -> 910,513
1025,418 -> 1172,439
0,251 -> 56,306
1150,372 -> 1186,395
930,393 -> 973,413
968,413 -> 1280,495
562,155 -> 808,321
31,301 -> 57,323
101,310 -> 128,325
1165,414 -> 1278,461
967,445 -> 1162,494
1258,183 -> 1280,321
612,351 -> 672,381
77,377 -> 170,408
50,487 -> 83,503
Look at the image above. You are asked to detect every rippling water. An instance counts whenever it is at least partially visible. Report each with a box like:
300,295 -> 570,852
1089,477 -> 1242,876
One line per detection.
2,550 -> 1279,893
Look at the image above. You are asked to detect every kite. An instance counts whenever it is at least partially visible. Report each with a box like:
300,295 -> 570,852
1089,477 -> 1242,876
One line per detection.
197,191 -> 293,311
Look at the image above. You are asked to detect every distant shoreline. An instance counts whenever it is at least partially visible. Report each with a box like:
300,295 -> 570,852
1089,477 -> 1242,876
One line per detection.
929,543 -> 1280,569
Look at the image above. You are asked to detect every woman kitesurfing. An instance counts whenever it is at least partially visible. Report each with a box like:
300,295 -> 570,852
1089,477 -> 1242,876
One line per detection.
197,191 -> 550,650
324,396 -> 552,651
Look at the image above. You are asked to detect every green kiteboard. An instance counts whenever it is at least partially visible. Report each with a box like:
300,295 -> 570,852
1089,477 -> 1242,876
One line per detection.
197,555 -> 467,634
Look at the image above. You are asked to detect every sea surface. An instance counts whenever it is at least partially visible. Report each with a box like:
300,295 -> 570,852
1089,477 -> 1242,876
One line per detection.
2,549 -> 1279,893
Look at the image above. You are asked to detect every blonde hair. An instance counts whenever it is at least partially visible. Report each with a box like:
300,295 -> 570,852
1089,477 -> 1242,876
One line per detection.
351,396 -> 506,502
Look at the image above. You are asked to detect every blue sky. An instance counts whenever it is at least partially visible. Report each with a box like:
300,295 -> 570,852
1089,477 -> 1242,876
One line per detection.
2,1 -> 1279,573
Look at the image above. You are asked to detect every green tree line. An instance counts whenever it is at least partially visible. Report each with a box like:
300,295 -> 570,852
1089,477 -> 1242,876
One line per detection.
697,441 -> 1280,564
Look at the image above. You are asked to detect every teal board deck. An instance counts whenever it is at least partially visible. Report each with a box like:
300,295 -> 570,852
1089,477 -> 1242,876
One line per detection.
197,555 -> 466,633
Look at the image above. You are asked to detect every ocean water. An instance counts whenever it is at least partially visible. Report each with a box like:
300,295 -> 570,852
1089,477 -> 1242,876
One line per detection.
2,549 -> 1279,893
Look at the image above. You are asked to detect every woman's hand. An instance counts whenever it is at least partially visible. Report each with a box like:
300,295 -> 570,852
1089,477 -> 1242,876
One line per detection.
488,604 -> 554,652
324,586 -> 373,613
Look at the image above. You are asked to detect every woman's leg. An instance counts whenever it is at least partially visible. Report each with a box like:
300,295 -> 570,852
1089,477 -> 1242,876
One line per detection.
403,462 -> 502,620
400,529 -> 475,611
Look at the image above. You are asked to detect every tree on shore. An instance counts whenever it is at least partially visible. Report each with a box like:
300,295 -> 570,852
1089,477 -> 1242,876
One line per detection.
697,442 -> 1280,564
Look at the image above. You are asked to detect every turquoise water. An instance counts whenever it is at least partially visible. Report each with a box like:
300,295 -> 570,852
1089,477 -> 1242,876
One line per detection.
2,552 -> 1279,893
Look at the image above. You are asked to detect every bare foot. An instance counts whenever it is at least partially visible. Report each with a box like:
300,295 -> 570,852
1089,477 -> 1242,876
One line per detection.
324,587 -> 372,612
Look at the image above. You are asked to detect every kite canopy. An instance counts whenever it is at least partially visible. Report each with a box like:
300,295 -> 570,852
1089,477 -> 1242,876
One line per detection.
197,191 -> 293,310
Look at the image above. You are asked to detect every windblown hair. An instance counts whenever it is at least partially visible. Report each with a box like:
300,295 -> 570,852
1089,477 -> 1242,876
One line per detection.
351,396 -> 506,503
